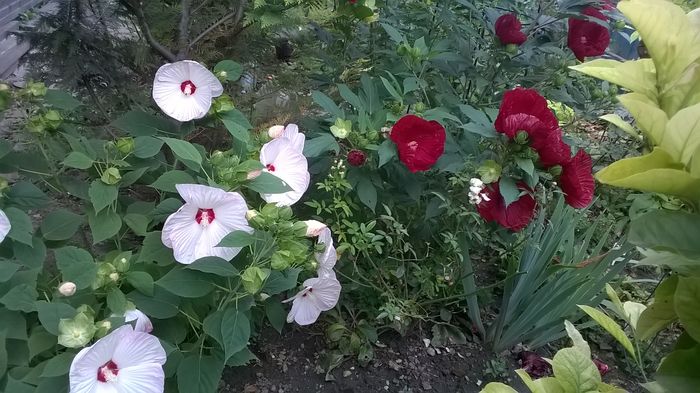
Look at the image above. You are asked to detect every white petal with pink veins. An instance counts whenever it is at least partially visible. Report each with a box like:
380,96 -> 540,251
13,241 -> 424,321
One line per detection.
0,209 -> 10,243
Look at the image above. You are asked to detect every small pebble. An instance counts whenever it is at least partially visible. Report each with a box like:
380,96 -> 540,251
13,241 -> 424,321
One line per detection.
422,381 -> 432,390
427,348 -> 436,356
343,370 -> 352,378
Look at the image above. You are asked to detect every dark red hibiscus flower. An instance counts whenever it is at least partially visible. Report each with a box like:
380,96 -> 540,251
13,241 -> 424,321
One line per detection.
347,149 -> 366,167
559,149 -> 595,208
495,88 -> 559,132
495,89 -> 571,167
495,13 -> 527,45
568,7 -> 611,61
518,351 -> 552,378
477,181 -> 537,232
390,115 -> 446,173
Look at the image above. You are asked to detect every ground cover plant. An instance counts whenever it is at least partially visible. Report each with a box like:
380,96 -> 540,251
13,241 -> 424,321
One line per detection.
0,0 -> 697,392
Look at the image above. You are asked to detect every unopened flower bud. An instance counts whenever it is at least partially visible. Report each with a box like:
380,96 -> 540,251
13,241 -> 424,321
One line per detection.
549,165 -> 563,176
505,43 -> 519,54
247,169 -> 262,180
259,292 -> 270,301
268,125 -> 285,139
115,257 -> 130,272
94,320 -> 112,338
303,220 -> 327,237
347,149 -> 366,167
58,281 -> 77,296
101,167 -> 121,185
115,137 -> 135,154
217,70 -> 228,81
109,272 -> 119,282
246,209 -> 259,220
469,178 -> 483,188
514,130 -> 529,145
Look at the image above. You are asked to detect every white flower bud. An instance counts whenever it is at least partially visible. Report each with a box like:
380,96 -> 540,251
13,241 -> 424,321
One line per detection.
469,178 -> 483,187
109,273 -> 119,282
267,125 -> 285,139
303,220 -> 327,237
247,169 -> 262,180
58,282 -> 77,296
469,185 -> 483,195
246,209 -> 259,220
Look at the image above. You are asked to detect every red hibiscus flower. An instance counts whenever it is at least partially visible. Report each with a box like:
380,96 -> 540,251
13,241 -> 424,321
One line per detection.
477,181 -> 537,232
495,88 -> 559,132
347,149 -> 366,167
518,351 -> 552,378
559,149 -> 595,208
390,115 -> 446,173
568,7 -> 611,61
495,13 -> 527,45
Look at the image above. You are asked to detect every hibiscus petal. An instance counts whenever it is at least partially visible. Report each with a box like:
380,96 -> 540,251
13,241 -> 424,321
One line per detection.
0,209 -> 10,243
112,330 -> 166,368
175,184 -> 229,208
124,309 -> 153,333
495,88 -> 559,132
161,204 -> 202,264
185,60 -> 223,97
495,13 -> 527,45
303,277 -> 341,311
567,7 -> 611,61
69,326 -> 133,393
281,124 -> 305,153
95,383 -> 120,393
560,149 -> 595,208
211,192 -> 251,234
390,115 -> 446,172
194,220 -> 242,261
114,364 -> 165,393
260,141 -> 310,206
287,295 -> 322,325
315,227 -> 337,277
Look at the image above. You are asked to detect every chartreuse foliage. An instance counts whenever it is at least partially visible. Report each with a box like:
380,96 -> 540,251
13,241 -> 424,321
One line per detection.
482,321 -> 626,393
571,0 -> 700,391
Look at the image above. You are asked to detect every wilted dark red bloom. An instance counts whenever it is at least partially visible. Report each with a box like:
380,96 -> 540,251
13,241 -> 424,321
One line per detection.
568,7 -> 611,61
593,359 -> 610,376
347,149 -> 366,166
518,351 -> 552,378
477,181 -> 537,232
559,150 -> 595,208
495,13 -> 527,45
390,115 -> 446,173
495,88 -> 559,132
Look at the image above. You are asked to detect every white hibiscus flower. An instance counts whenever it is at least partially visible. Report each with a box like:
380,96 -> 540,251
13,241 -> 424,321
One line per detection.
284,276 -> 341,326
162,184 -> 252,264
152,60 -> 223,122
69,325 -> 166,393
124,308 -> 153,333
259,136 -> 310,206
315,227 -> 337,279
0,208 -> 10,243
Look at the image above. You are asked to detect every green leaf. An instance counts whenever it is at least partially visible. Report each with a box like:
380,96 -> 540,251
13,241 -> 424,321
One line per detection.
216,230 -> 254,248
380,76 -> 403,102
0,262 -> 19,282
265,300 -> 285,334
133,136 -> 164,159
263,268 -> 301,295
515,158 -> 535,176
652,337 -> 700,391
213,60 -> 243,81
578,305 -> 635,357
596,147 -> 700,201
338,85 -> 363,110
356,177 -> 377,212
638,275 -> 678,340
380,23 -> 404,43
43,89 -> 82,111
112,111 -> 173,137
6,181 -> 49,209
220,308 -> 251,361
499,177 -> 520,207
378,139 -> 397,168
14,236 -> 46,269
54,246 -> 97,290
220,109 -> 252,144
88,180 -> 118,213
5,207 -> 33,245
311,90 -> 343,118
35,301 -> 76,336
660,102 -> 700,166
617,93 -> 667,144
630,210 -> 700,258
480,382 -> 519,393
127,287 -> 180,319
570,59 -> 657,100
150,170 -> 195,193
126,271 -> 154,296
124,213 -> 149,236
0,284 -> 39,312
177,355 -> 224,393
0,331 -> 6,378
186,257 -> 239,277
88,210 -> 122,244
150,198 -> 182,224
551,347 -> 601,393
62,152 -> 94,169
459,104 -> 492,126
564,320 -> 590,359
107,287 -> 128,314
29,329 -> 56,360
675,276 -> 700,342
226,348 -> 258,367
303,134 -> 339,157
41,352 -> 75,377
600,113 -> 640,138
246,172 -> 293,194
138,231 -> 176,265
515,369 -> 565,393
41,210 -> 84,241
156,268 -> 214,298
160,137 -> 202,170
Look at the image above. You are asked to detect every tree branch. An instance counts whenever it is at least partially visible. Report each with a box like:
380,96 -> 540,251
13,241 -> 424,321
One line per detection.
192,0 -> 213,14
177,0 -> 191,59
131,1 -> 177,62
188,0 -> 248,49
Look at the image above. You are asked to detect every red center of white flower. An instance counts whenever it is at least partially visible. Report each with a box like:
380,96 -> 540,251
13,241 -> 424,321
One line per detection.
180,80 -> 197,96
266,164 -> 276,172
97,360 -> 119,382
408,141 -> 419,151
195,208 -> 215,226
